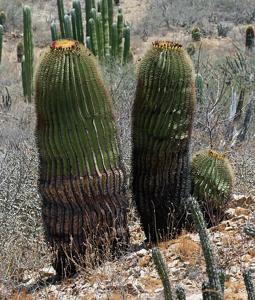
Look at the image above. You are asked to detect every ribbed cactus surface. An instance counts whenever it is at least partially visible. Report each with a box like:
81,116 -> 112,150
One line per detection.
191,149 -> 234,226
35,39 -> 129,276
132,41 -> 196,242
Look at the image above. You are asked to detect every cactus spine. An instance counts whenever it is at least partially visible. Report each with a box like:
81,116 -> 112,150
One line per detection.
188,197 -> 223,299
57,0 -> 65,38
246,25 -> 255,52
132,41 -> 196,242
23,5 -> 34,103
152,248 -> 173,300
191,149 -> 234,227
35,40 -> 129,276
0,25 -> 3,63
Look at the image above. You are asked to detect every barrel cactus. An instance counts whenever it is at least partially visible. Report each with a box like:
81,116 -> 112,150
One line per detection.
192,27 -> 201,42
191,149 -> 234,227
245,25 -> 255,52
35,39 -> 129,276
132,41 -> 196,242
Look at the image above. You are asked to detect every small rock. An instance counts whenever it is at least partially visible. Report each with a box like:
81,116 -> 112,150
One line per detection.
137,249 -> 148,257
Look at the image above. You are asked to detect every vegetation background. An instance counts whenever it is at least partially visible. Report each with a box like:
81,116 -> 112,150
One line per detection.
0,0 -> 255,299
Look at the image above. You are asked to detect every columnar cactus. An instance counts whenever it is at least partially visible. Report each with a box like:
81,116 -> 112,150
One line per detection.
132,41 -> 196,242
17,41 -> 24,63
102,0 -> 110,56
117,8 -> 123,62
243,269 -> 255,300
85,0 -> 96,36
192,27 -> 201,41
57,0 -> 65,38
191,149 -> 234,227
23,5 -> 34,103
64,14 -> 72,39
187,197 -> 223,300
73,0 -> 84,44
245,25 -> 255,52
0,25 -> 3,63
152,248 -> 173,300
35,39 -> 129,276
50,21 -> 58,41
195,73 -> 204,102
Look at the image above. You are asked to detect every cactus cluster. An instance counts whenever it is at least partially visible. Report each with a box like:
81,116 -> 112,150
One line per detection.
22,5 -> 34,102
245,25 -> 255,52
53,0 -> 130,64
132,41 -> 196,242
192,27 -> 201,41
191,149 -> 234,227
35,39 -> 129,276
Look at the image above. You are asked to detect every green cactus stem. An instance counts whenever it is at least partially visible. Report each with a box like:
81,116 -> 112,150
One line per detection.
73,0 -> 84,44
90,7 -> 97,20
107,0 -> 113,45
244,224 -> 255,238
0,25 -> 3,63
111,22 -> 118,58
246,25 -> 255,52
191,149 -> 234,227
195,73 -> 204,102
64,14 -> 72,39
188,197 -> 223,300
192,27 -> 201,41
35,39 -> 129,276
21,56 -> 27,96
17,41 -> 24,63
88,18 -> 98,56
50,21 -> 58,41
102,0 -> 110,56
152,248 -> 173,300
57,0 -> 65,38
243,269 -> 255,300
117,8 -> 123,62
96,12 -> 104,60
23,5 -> 34,103
123,26 -> 130,64
70,9 -> 77,40
132,41 -> 196,242
86,35 -> 92,50
85,0 -> 93,36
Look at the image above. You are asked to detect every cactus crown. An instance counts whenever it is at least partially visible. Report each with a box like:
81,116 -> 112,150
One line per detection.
50,39 -> 79,50
152,40 -> 183,51
207,149 -> 225,161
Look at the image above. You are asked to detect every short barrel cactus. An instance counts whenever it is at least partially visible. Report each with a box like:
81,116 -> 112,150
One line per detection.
35,39 -> 129,276
191,149 -> 234,227
245,25 -> 255,52
132,41 -> 196,242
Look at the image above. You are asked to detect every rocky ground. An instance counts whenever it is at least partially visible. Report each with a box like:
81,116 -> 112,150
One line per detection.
4,194 -> 254,300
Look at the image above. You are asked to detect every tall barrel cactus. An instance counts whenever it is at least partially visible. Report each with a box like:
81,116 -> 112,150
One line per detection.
132,41 -> 196,242
245,25 -> 255,52
35,39 -> 129,276
191,149 -> 234,227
